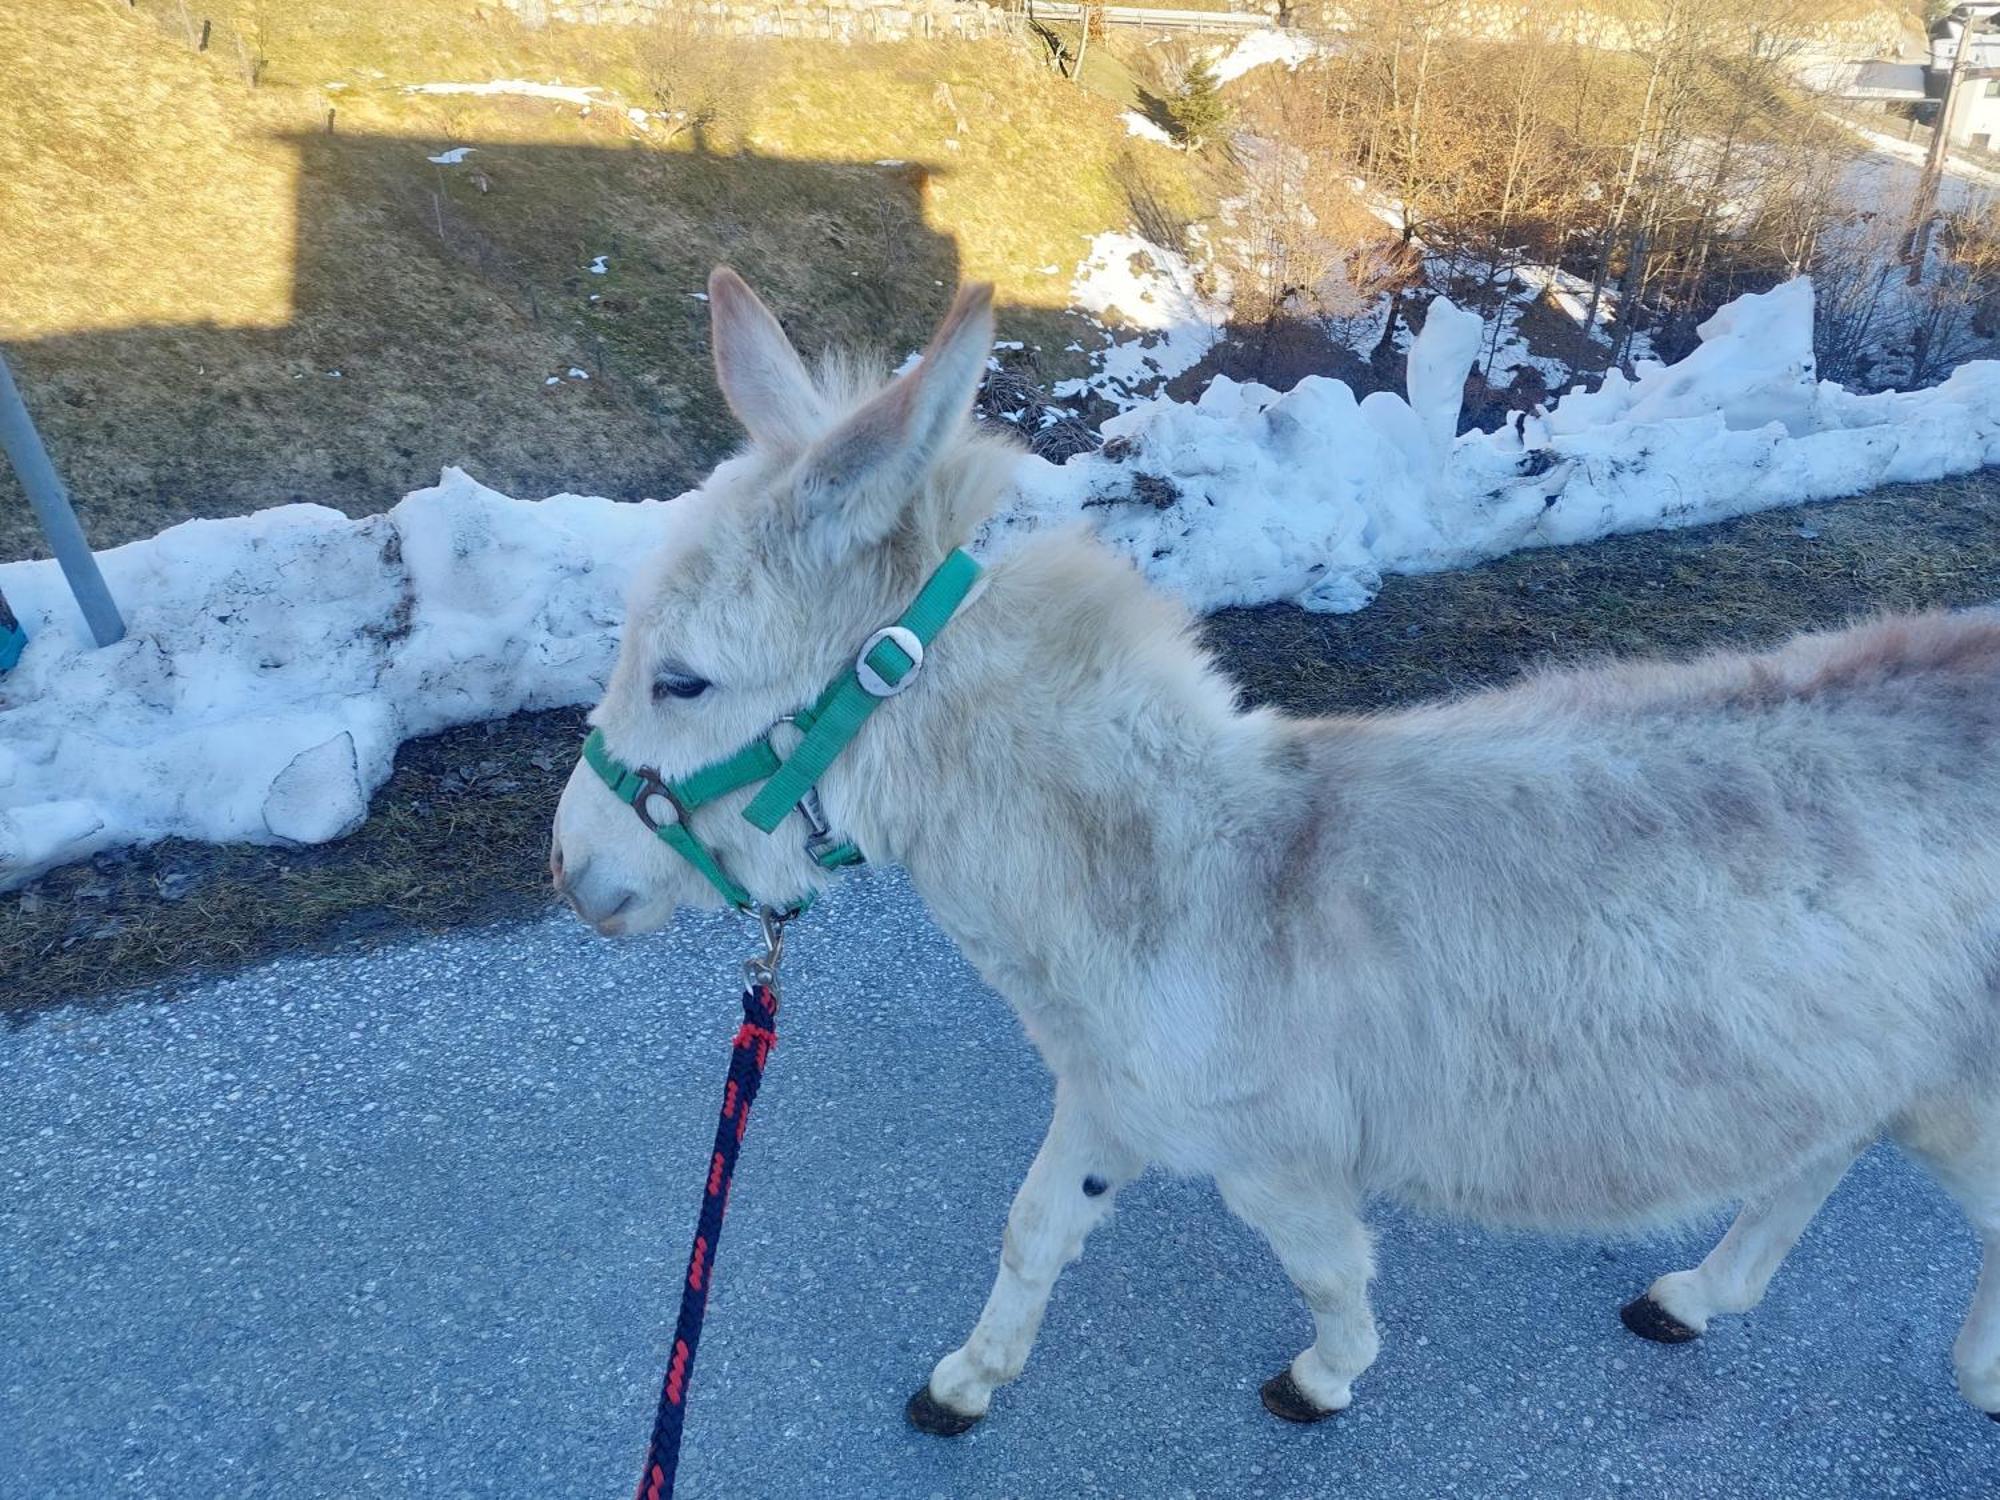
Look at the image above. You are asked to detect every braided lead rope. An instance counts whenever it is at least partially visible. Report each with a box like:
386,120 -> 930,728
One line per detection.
635,979 -> 780,1500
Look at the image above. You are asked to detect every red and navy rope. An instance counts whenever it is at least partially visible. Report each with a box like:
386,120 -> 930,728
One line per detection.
636,981 -> 780,1500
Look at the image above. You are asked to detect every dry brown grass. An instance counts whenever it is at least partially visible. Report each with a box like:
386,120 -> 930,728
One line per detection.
0,1 -> 1201,560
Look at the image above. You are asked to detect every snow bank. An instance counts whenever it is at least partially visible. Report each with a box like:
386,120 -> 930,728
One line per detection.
994,278 -> 2000,614
1546,279 -> 1820,437
0,473 -> 677,886
8,280 -> 2000,879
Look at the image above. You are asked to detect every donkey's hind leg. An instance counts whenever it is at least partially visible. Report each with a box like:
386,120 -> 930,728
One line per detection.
1895,1097 -> 2000,1417
1217,1170 -> 1378,1423
907,1083 -> 1143,1435
1622,1144 -> 1861,1344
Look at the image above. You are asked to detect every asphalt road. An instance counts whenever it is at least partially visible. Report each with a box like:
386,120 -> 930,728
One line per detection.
5,869 -> 1999,1498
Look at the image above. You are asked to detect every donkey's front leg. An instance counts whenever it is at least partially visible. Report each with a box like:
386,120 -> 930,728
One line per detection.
1219,1171 -> 1378,1423
908,1084 -> 1143,1435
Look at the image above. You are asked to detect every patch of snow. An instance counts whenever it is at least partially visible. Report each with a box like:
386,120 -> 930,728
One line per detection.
405,79 -> 599,107
1053,231 -> 1228,410
1513,263 -> 1603,329
567,367 -> 590,380
427,147 -> 475,165
1208,29 -> 1320,86
1838,117 -> 2000,204
544,376 -> 561,386
588,255 -> 609,276
1121,111 -> 1176,146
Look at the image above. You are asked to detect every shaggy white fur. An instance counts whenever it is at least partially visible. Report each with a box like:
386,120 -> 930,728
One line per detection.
552,271 -> 2000,1430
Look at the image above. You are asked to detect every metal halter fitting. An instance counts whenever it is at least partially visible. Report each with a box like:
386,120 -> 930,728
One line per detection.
745,905 -> 789,988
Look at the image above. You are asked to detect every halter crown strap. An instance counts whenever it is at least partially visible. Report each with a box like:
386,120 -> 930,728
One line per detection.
741,548 -> 983,832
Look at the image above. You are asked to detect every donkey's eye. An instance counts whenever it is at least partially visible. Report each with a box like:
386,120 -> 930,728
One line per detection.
653,670 -> 711,702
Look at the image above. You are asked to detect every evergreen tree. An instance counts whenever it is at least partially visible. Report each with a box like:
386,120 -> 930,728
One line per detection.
1167,56 -> 1229,151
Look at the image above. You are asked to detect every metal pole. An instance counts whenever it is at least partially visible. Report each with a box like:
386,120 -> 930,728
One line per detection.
0,349 -> 124,646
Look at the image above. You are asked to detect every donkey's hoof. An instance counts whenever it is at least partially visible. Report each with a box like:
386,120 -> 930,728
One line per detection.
1620,1294 -> 1700,1344
905,1384 -> 983,1437
1259,1369 -> 1344,1424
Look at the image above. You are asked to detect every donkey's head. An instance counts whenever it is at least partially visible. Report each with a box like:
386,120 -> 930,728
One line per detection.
550,268 -> 1011,936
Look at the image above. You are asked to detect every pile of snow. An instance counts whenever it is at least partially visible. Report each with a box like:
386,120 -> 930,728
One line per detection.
1055,232 -> 1229,409
8,280 -> 2000,880
0,474 -> 675,886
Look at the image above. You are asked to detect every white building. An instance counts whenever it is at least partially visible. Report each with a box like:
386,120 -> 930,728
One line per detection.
1932,4 -> 2000,151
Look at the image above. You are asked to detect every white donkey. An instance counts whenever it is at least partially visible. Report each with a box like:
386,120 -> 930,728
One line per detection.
553,271 -> 2000,1434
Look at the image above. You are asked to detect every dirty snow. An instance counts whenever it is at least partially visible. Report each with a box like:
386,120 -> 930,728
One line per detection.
998,278 -> 2000,617
8,281 -> 2000,880
0,475 -> 676,886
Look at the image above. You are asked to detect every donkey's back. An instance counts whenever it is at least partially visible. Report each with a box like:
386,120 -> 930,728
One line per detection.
1270,610 -> 2000,1234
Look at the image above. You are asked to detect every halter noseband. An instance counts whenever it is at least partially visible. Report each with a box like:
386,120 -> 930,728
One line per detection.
578,547 -> 984,915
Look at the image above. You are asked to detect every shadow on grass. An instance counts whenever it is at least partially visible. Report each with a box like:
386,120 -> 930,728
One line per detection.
0,131 -> 963,559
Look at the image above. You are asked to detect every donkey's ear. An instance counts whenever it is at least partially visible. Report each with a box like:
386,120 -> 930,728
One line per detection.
708,267 -> 825,451
789,282 -> 994,556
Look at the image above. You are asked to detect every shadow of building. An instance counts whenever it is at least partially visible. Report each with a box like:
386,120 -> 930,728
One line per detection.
1,129 -> 958,559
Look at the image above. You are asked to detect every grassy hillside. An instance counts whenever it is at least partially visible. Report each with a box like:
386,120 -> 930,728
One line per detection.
0,0 -> 1202,559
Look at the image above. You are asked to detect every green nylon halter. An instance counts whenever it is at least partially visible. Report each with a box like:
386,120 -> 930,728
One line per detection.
579,547 -> 984,914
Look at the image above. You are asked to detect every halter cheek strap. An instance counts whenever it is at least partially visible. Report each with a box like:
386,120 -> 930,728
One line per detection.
578,547 -> 984,914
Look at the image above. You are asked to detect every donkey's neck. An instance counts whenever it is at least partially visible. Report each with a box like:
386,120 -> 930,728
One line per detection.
822,535 -> 1299,1053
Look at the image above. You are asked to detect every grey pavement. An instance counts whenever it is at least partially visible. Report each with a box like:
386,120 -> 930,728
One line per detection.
4,869 -> 1998,1499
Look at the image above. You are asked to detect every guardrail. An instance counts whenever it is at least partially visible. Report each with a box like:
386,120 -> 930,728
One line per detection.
1025,3 -> 1276,32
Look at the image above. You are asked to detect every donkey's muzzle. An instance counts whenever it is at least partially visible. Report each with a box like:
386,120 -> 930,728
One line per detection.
553,850 -> 641,935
